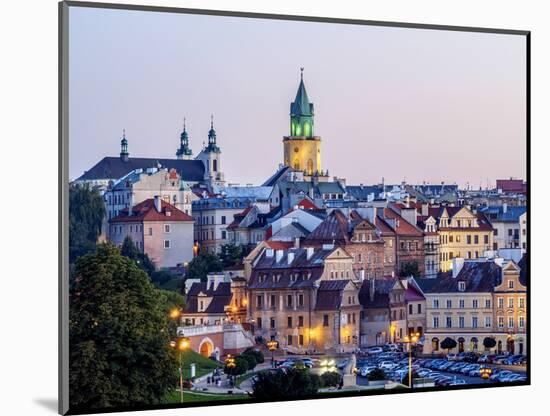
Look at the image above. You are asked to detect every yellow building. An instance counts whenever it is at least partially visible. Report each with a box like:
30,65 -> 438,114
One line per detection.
283,69 -> 324,177
430,206 -> 494,272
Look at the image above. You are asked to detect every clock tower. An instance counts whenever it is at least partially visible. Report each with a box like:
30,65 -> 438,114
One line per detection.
283,68 -> 323,177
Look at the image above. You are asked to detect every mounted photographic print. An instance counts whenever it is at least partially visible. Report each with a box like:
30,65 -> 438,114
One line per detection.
59,1 -> 530,414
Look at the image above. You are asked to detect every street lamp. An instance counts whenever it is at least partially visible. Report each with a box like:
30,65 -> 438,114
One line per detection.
480,367 -> 492,380
403,332 -> 420,388
170,337 -> 190,403
267,339 -> 278,368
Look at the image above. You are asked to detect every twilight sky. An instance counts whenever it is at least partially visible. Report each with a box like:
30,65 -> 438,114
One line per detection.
69,6 -> 527,187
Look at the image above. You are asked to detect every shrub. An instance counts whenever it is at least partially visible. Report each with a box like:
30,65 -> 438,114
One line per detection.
367,368 -> 386,381
441,337 -> 458,352
252,368 -> 320,400
243,348 -> 265,364
320,371 -> 342,387
241,353 -> 258,371
483,337 -> 497,350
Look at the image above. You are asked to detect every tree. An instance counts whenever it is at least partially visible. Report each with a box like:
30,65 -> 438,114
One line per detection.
399,261 -> 420,278
441,337 -> 458,353
483,337 -> 497,351
224,355 -> 249,376
252,368 -> 320,400
219,243 -> 244,268
242,348 -> 264,364
186,251 -> 223,281
320,371 -> 342,387
69,243 -> 178,410
241,354 -> 258,371
69,184 -> 105,263
120,236 -> 155,275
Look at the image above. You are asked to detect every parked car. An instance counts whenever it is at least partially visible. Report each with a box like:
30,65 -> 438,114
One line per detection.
360,366 -> 377,377
367,346 -> 383,355
379,361 -> 397,370
449,378 -> 466,386
503,355 -> 523,365
447,353 -> 458,361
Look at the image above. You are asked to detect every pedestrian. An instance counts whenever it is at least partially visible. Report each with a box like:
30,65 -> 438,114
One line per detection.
207,376 -> 211,385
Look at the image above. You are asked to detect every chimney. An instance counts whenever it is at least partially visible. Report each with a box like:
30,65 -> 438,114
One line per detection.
306,246 -> 314,260
266,248 -> 274,258
128,193 -> 134,216
369,278 -> 375,302
288,252 -> 295,265
452,257 -> 465,278
421,203 -> 429,217
154,195 -> 162,213
275,250 -> 284,263
406,195 -> 410,208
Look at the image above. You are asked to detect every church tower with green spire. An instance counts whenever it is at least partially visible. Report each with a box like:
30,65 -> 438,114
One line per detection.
176,118 -> 193,160
195,115 -> 225,191
283,68 -> 323,177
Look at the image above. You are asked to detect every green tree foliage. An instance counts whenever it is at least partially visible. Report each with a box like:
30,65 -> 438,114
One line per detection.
243,348 -> 265,364
399,261 -> 420,278
219,243 -> 244,267
69,184 -> 105,263
483,337 -> 497,350
224,356 -> 249,376
441,337 -> 458,352
186,251 -> 223,281
252,368 -> 320,400
320,371 -> 342,387
69,243 -> 178,410
367,368 -> 386,381
120,236 -> 155,275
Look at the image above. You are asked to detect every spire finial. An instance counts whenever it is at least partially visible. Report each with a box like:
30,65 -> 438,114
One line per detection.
123,128 -> 126,139
300,67 -> 304,80
183,117 -> 186,132
210,114 -> 214,129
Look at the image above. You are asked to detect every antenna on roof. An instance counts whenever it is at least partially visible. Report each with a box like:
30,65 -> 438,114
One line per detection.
300,67 -> 304,80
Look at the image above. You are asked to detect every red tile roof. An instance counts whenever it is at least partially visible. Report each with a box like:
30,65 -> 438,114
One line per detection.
382,208 -> 423,236
110,198 -> 194,223
265,241 -> 294,250
295,197 -> 319,210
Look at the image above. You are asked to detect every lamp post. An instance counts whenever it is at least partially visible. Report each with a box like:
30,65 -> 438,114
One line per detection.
403,332 -> 420,389
169,308 -> 189,403
267,339 -> 278,368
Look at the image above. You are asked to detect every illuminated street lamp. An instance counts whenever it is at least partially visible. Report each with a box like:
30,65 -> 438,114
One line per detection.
170,336 -> 190,403
403,332 -> 420,388
170,308 -> 181,320
267,339 -> 278,368
480,367 -> 492,380
225,354 -> 236,369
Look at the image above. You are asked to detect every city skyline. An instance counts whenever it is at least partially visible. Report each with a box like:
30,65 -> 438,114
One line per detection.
69,7 -> 526,187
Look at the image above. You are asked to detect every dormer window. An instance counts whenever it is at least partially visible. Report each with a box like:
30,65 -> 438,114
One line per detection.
508,280 -> 514,289
458,281 -> 466,292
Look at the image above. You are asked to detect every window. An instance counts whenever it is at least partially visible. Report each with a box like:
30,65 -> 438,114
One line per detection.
433,299 -> 439,309
446,317 -> 452,328
459,316 -> 465,328
257,295 -> 263,308
323,314 -> 329,327
417,304 -> 422,314
508,280 -> 514,289
270,317 -> 276,329
472,317 -> 478,328
472,299 -> 478,308
257,317 -> 262,329
449,235 -> 454,243
299,334 -> 304,345
221,216 -> 226,225
446,299 -> 452,309
474,235 -> 479,244
519,316 -> 525,328
433,317 -> 439,328
221,231 -> 227,240
484,235 -> 489,244
270,294 -> 276,308
287,316 -> 292,328
287,294 -> 293,308
459,299 -> 465,308
164,240 -> 170,249
508,316 -> 514,328
298,294 -> 304,307
409,304 -> 413,314
467,235 -> 471,244
508,298 -> 514,308
164,224 -> 171,233
432,337 -> 439,351
498,297 -> 504,308
287,335 -> 293,345
458,282 -> 466,292
485,299 -> 491,309
485,316 -> 492,328
498,316 -> 504,328
298,316 -> 304,327
148,227 -> 153,236
519,298 -> 525,308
